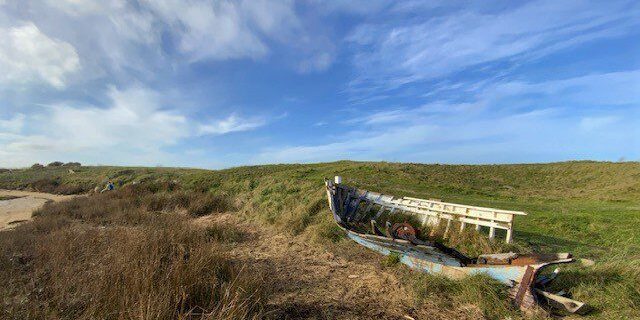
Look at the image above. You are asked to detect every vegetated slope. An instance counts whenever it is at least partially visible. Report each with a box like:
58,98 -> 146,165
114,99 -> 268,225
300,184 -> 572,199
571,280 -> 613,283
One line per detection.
1,161 -> 639,319
2,161 -> 639,200
2,161 -> 639,253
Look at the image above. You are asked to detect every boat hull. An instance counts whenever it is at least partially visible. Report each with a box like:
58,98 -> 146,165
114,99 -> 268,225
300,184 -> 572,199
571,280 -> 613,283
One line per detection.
325,178 -> 586,314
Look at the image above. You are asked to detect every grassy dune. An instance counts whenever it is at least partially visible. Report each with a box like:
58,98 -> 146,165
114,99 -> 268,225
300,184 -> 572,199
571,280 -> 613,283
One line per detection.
1,161 -> 639,319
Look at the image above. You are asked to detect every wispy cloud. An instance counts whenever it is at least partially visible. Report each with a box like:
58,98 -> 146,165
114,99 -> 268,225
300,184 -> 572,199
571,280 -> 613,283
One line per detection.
0,114 -> 24,133
198,114 -> 266,135
579,116 -> 619,131
257,70 -> 640,164
346,0 -> 640,95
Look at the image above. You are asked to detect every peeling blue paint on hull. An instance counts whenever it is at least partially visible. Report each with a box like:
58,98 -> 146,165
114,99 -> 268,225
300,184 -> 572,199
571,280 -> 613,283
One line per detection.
349,232 -> 528,285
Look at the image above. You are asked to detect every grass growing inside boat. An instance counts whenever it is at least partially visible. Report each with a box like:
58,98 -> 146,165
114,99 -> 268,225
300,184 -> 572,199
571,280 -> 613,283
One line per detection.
1,161 -> 639,319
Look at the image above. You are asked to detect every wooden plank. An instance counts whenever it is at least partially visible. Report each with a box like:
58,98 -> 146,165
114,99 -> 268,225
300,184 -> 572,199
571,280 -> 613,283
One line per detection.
385,200 -> 515,223
457,217 -> 510,230
489,219 -> 496,239
514,266 -> 535,307
444,219 -> 452,238
505,222 -> 513,243
403,196 -> 527,215
358,190 -> 524,243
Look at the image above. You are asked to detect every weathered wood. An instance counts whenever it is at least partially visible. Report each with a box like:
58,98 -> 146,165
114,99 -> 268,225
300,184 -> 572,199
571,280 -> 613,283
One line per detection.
489,221 -> 496,240
334,177 -> 525,243
506,224 -> 513,243
534,288 -> 588,315
444,219 -> 452,238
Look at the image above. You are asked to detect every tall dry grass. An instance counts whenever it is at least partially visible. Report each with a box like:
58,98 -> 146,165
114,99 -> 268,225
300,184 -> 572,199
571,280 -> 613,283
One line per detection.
0,184 -> 265,320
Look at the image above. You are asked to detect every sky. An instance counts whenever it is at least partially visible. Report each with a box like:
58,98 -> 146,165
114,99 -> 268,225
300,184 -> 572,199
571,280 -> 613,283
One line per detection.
0,0 -> 639,168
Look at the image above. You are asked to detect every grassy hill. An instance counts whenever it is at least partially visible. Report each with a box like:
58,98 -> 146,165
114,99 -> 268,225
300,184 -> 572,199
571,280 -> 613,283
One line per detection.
1,161 -> 639,318
2,161 -> 639,255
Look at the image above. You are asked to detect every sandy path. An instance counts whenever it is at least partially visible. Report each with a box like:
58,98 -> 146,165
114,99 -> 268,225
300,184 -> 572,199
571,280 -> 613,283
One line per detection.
196,214 -> 472,320
0,190 -> 76,230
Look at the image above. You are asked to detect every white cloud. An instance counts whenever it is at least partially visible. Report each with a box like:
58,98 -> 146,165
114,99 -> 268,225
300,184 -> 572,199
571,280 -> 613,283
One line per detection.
198,114 -> 266,135
144,0 -> 265,61
0,86 -> 266,167
0,22 -> 80,88
1,87 -> 189,157
121,0 -> 304,62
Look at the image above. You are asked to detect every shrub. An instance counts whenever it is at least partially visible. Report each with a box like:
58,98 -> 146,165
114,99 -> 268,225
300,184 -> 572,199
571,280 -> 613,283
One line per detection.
62,162 -> 81,167
31,163 -> 44,169
47,161 -> 64,167
31,178 -> 60,193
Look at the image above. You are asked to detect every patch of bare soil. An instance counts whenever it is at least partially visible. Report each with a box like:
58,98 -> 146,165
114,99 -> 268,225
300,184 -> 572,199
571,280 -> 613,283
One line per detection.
194,214 -> 469,320
0,190 -> 76,230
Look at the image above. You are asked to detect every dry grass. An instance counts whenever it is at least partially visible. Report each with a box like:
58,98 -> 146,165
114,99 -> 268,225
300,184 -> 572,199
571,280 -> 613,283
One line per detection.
0,195 -> 24,201
30,177 -> 89,195
0,185 -> 265,320
2,162 -> 639,318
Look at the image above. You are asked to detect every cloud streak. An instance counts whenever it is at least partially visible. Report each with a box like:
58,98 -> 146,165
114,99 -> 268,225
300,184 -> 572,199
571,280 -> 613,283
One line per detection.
198,114 -> 266,135
257,70 -> 640,164
347,0 -> 640,95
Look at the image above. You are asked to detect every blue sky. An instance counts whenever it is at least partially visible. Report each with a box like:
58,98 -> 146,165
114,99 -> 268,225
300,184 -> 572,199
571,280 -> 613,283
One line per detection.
0,0 -> 638,168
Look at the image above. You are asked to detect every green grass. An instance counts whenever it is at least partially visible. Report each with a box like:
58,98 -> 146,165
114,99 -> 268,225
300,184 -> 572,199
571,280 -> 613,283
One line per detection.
1,160 -> 639,318
2,161 -> 638,255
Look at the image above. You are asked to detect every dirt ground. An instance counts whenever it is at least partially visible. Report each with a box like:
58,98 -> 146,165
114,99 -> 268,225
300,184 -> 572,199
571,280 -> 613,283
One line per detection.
0,190 -> 76,230
195,214 -> 480,320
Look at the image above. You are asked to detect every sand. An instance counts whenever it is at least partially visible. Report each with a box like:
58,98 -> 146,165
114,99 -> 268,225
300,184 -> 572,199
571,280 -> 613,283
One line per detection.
0,190 -> 76,230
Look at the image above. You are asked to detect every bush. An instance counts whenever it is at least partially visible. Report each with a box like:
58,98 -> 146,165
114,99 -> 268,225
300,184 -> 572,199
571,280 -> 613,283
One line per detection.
62,162 -> 81,167
47,161 -> 64,167
31,178 -> 60,193
28,178 -> 88,195
31,163 -> 44,169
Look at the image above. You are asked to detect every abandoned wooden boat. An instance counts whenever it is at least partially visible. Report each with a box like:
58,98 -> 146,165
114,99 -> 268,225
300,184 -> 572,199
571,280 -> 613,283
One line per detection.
325,176 -> 586,314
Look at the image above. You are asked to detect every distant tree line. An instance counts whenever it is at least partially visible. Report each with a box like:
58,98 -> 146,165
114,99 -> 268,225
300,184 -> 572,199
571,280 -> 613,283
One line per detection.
30,162 -> 82,169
